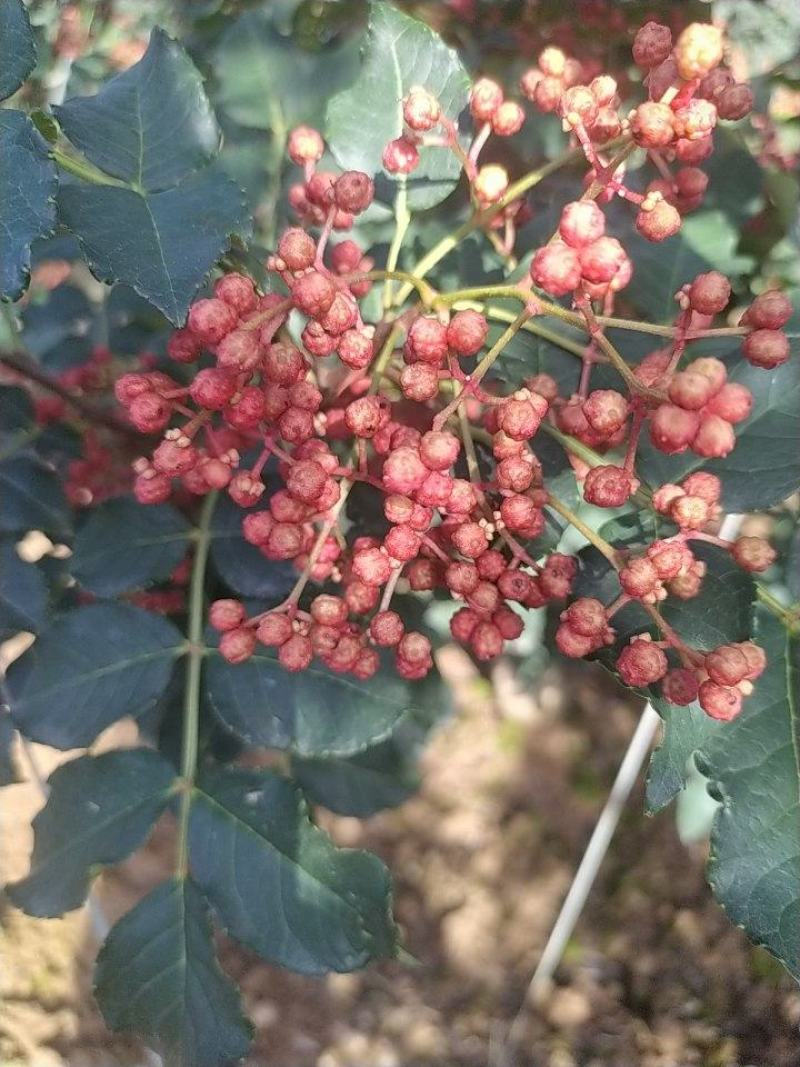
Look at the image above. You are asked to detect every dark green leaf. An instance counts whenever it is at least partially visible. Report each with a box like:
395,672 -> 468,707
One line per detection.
7,748 -> 175,916
213,9 -> 360,131
0,538 -> 48,637
699,609 -> 800,981
58,166 -> 250,324
788,523 -> 800,601
637,350 -> 800,511
7,603 -> 184,748
326,2 -> 470,210
190,766 -> 397,973
209,492 -> 294,600
21,284 -> 96,370
72,497 -> 192,597
205,643 -> 438,757
0,455 -> 69,536
292,736 -> 418,817
646,700 -> 722,814
0,0 -> 36,101
0,713 -> 22,787
623,227 -> 710,324
95,877 -> 252,1067
0,111 -> 57,300
0,386 -> 34,436
54,29 -> 219,192
487,323 -> 583,396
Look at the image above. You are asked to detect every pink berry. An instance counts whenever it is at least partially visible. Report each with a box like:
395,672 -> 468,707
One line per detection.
209,599 -> 246,632
731,536 -> 776,572
471,621 -> 504,661
689,271 -> 731,315
706,382 -> 752,424
403,87 -> 441,131
451,521 -> 489,559
531,242 -> 581,296
650,404 -> 701,454
278,228 -> 316,272
578,236 -> 628,284
491,101 -> 524,136
292,271 -> 336,319
559,200 -> 606,248
446,309 -> 488,356
406,316 -> 449,365
187,298 -> 237,346
219,627 -> 256,664
334,171 -> 374,214
400,362 -> 439,402
287,126 -> 324,165
631,102 -> 675,148
699,680 -> 742,721
256,614 -> 294,647
470,77 -> 504,123
562,597 -> 608,638
742,330 -> 790,369
420,430 -> 460,471
717,84 -> 754,121
279,633 -> 314,672
662,668 -> 700,706
692,414 -> 735,458
620,556 -> 661,600
214,273 -> 257,315
617,639 -> 668,687
632,21 -> 672,68
636,200 -> 682,242
743,290 -> 792,331
383,446 -> 428,495
583,464 -> 635,507
383,137 -> 419,174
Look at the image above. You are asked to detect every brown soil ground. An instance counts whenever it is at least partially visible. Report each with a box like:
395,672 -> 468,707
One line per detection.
2,648 -> 799,1067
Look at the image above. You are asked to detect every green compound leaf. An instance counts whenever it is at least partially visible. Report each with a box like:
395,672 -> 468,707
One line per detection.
7,603 -> 184,749
95,877 -> 252,1067
71,497 -> 192,597
699,610 -> 800,981
205,643 -> 441,757
214,8 -> 360,132
637,349 -> 800,512
0,0 -> 37,102
0,538 -> 48,638
0,111 -> 57,301
54,29 -> 219,192
7,748 -> 175,916
58,166 -> 250,325
53,30 -> 250,323
189,766 -> 397,974
326,2 -> 470,210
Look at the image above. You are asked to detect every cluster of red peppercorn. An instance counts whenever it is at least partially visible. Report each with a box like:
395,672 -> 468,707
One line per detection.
114,18 -> 792,721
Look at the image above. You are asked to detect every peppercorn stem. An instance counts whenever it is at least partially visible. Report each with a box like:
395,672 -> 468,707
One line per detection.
546,493 -> 619,567
434,307 -> 532,430
383,181 -> 411,310
755,585 -> 800,631
51,145 -> 128,187
175,490 -> 218,878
